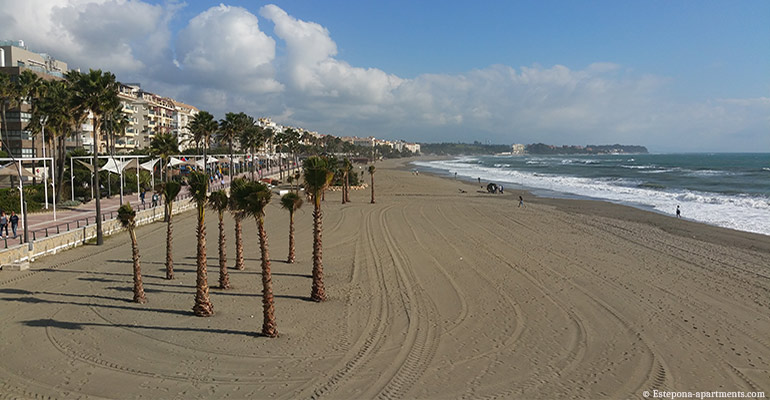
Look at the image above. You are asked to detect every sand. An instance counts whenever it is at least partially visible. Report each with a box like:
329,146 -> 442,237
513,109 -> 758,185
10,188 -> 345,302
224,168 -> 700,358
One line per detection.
0,158 -> 768,399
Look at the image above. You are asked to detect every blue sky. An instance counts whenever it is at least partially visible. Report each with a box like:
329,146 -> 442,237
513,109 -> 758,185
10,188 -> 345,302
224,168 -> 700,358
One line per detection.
2,0 -> 768,151
166,0 -> 769,98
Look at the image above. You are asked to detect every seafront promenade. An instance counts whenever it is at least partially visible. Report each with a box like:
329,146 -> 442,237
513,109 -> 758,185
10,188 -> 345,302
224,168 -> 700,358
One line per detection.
0,166 -> 294,258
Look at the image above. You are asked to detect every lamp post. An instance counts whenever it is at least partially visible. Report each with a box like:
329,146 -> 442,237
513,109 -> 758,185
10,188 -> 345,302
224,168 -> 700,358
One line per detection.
41,116 -> 48,210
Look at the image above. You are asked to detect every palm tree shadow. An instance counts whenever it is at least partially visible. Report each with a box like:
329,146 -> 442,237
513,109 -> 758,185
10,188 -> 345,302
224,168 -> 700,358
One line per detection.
0,293 -> 191,316
274,294 -> 315,302
22,318 -> 259,337
0,288 -> 125,303
41,268 -> 167,280
107,259 -> 197,267
272,272 -> 312,278
106,285 -> 256,297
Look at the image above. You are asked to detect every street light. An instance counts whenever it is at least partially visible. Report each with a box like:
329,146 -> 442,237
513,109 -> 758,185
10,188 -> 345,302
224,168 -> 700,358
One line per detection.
41,116 -> 48,210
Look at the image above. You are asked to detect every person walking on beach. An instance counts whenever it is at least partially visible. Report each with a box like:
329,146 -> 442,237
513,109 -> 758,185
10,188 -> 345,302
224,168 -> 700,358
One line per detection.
518,196 -> 524,208
676,205 -> 681,218
499,184 -> 504,194
10,211 -> 19,238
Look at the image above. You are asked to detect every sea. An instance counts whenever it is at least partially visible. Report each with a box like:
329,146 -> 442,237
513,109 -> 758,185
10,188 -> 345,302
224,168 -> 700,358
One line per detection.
413,153 -> 770,236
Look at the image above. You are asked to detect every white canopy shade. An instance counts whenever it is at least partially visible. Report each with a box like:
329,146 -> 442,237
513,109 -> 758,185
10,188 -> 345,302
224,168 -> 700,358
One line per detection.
100,158 -> 123,174
140,158 -> 159,171
76,160 -> 95,172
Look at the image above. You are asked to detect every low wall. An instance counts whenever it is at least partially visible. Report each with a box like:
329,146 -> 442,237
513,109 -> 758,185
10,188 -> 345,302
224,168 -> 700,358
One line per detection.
0,198 -> 196,265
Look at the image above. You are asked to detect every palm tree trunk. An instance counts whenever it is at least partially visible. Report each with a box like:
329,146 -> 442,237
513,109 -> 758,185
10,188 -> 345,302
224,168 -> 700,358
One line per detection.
235,216 -> 244,270
165,210 -> 174,279
56,136 -> 66,203
93,117 -> 103,245
193,206 -> 214,316
218,211 -> 230,289
258,216 -> 277,337
370,173 -> 375,204
228,139 -> 234,183
129,227 -> 147,303
250,150 -> 255,181
310,201 -> 326,302
345,170 -> 350,202
287,210 -> 295,263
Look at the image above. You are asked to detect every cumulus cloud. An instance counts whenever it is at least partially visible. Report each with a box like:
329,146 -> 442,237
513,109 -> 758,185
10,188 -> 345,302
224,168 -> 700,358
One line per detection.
1,1 -> 766,151
0,0 -> 169,73
174,4 -> 282,93
260,4 -> 403,101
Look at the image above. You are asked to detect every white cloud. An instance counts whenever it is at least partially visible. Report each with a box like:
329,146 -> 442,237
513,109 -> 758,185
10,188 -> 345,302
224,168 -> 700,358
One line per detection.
260,4 -> 403,101
1,1 -> 766,151
0,0 -> 168,73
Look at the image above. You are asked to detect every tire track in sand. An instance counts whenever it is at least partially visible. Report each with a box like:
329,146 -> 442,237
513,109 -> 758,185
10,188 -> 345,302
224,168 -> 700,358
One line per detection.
295,206 -> 393,399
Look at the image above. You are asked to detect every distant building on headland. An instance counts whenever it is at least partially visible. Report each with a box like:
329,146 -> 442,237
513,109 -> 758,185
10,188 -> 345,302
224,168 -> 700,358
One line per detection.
511,144 -> 526,155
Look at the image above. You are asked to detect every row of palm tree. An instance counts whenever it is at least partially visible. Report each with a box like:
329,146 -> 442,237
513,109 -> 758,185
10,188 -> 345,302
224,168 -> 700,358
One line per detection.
117,154 -> 346,338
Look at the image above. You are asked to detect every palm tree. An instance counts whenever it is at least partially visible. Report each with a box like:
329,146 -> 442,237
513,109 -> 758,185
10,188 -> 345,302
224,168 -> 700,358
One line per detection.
117,203 -> 147,303
231,179 -> 278,337
303,156 -> 335,302
229,177 -> 247,270
149,132 -> 179,183
28,79 -> 82,203
188,111 -> 217,174
0,72 -> 17,153
342,158 -> 353,203
158,181 -> 182,279
219,112 -> 250,183
368,165 -> 376,203
239,121 -> 261,180
102,105 -> 130,204
208,189 -> 231,289
67,69 -> 120,245
189,171 -> 214,316
280,192 -> 303,263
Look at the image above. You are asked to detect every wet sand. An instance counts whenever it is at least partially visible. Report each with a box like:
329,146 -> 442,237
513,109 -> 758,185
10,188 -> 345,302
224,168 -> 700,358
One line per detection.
1,157 -> 768,399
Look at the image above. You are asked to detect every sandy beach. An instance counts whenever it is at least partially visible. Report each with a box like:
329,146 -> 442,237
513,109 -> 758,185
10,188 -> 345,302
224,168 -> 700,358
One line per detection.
0,157 -> 768,399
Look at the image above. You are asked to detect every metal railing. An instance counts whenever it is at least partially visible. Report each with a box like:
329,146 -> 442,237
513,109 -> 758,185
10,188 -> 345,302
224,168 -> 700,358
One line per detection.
0,172 -> 281,250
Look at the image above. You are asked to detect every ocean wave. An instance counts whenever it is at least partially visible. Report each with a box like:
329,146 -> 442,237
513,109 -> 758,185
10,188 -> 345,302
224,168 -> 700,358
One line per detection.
683,169 -> 739,177
621,164 -> 657,169
414,158 -> 770,236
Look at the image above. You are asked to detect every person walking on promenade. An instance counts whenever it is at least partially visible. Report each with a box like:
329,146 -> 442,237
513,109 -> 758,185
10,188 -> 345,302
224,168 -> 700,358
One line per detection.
152,192 -> 159,207
140,189 -> 146,206
0,212 -> 7,238
10,211 -> 19,238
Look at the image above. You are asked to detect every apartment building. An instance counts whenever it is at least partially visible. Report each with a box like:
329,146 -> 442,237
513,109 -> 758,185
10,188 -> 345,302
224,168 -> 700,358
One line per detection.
172,100 -> 198,150
0,40 -> 68,158
137,91 -> 175,148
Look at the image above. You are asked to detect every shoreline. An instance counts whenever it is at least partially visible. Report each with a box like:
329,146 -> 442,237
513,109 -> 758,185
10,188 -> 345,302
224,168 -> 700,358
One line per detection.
408,155 -> 770,253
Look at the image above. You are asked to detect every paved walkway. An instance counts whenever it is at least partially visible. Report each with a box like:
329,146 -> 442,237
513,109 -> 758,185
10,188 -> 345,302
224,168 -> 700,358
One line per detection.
1,166 -> 296,248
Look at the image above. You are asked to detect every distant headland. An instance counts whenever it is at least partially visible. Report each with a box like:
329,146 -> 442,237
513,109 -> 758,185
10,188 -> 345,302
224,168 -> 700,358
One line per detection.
419,142 -> 648,155
521,143 -> 648,155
